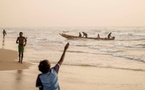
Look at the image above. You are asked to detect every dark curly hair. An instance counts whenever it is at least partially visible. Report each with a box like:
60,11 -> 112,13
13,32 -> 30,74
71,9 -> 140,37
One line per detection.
38,60 -> 51,74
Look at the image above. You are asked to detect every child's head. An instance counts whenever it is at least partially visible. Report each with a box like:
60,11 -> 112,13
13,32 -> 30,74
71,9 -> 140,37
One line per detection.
38,60 -> 51,73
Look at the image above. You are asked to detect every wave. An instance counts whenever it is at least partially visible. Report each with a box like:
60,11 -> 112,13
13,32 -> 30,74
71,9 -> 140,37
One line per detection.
121,44 -> 145,48
51,62 -> 145,72
135,44 -> 145,48
112,53 -> 145,63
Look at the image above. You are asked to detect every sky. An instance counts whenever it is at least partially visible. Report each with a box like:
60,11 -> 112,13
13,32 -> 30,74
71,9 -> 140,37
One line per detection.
0,0 -> 145,27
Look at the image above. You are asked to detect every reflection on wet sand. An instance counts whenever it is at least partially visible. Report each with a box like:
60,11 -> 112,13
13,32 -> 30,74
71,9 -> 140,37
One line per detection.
14,70 -> 23,90
0,67 -> 38,90
16,70 -> 23,81
2,38 -> 5,49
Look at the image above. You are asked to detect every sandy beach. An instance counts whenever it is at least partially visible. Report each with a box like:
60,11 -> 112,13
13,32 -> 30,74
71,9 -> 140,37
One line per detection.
0,63 -> 145,90
0,48 -> 145,90
0,49 -> 30,70
1,0 -> 145,89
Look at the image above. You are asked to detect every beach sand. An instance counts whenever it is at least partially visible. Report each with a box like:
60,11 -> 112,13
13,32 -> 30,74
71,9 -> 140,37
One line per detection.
0,41 -> 145,90
0,48 -> 145,90
0,63 -> 145,90
0,49 -> 30,70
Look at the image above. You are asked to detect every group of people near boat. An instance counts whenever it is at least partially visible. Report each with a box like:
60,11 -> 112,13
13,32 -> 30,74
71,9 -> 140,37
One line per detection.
79,32 -> 88,37
78,32 -> 114,39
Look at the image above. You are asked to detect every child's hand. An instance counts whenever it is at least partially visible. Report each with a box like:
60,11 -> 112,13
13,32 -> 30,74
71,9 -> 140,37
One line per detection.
64,42 -> 69,50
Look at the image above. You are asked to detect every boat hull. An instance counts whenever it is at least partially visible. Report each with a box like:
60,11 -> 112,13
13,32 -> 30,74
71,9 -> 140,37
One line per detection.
59,33 -> 115,40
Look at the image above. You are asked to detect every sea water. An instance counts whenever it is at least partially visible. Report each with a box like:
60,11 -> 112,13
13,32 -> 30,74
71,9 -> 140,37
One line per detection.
0,26 -> 145,69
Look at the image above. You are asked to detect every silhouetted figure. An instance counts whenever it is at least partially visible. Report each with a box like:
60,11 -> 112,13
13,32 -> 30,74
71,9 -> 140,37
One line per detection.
108,32 -> 112,39
3,29 -> 7,39
82,32 -> 88,38
97,34 -> 100,38
16,32 -> 27,63
79,32 -> 82,37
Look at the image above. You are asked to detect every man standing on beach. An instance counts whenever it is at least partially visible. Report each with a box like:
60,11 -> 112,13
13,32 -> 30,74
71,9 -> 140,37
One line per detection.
16,32 -> 27,63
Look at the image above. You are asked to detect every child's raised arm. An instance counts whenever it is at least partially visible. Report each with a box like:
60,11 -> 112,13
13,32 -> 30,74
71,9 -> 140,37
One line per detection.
58,42 -> 69,66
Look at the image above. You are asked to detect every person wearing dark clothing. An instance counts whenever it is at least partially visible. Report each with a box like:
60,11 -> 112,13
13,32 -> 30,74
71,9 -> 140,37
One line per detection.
3,29 -> 7,39
82,32 -> 88,38
108,32 -> 112,39
79,32 -> 82,37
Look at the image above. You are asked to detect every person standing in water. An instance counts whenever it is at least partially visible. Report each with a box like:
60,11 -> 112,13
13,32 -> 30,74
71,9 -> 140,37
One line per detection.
107,32 -> 112,39
79,32 -> 82,37
3,29 -> 7,39
16,32 -> 27,63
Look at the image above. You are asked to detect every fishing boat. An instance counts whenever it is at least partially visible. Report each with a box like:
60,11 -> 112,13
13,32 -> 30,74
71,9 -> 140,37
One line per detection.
59,33 -> 115,40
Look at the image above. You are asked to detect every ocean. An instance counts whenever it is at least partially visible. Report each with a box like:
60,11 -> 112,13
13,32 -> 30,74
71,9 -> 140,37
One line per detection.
1,26 -> 145,69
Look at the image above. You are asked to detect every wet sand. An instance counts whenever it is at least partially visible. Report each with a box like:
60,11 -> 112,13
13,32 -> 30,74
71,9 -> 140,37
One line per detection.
0,49 -> 30,70
0,39 -> 145,90
0,64 -> 145,90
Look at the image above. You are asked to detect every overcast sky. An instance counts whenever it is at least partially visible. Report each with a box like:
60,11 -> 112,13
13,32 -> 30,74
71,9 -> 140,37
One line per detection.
0,0 -> 145,27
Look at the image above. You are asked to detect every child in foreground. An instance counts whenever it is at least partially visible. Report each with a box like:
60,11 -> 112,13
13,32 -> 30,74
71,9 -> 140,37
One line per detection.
36,42 -> 69,90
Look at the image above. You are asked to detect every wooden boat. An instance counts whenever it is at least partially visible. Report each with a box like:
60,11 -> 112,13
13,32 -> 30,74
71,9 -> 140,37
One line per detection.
59,33 -> 115,40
